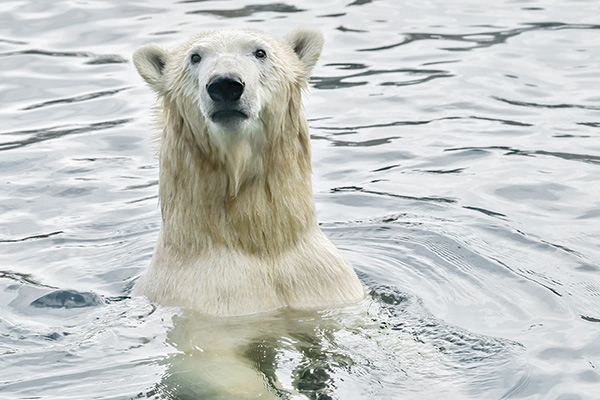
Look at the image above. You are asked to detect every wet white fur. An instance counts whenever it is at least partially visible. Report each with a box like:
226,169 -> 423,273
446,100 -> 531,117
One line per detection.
132,28 -> 364,316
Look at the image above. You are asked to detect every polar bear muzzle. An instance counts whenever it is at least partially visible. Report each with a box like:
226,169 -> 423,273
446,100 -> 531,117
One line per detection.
206,74 -> 249,125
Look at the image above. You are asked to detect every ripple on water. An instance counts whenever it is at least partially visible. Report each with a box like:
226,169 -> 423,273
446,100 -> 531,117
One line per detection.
0,216 -> 531,400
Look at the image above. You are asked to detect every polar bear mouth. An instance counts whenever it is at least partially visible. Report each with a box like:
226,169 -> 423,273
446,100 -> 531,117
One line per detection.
210,109 -> 248,124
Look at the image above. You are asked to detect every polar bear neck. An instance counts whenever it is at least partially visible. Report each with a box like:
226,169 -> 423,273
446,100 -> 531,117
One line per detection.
156,93 -> 318,255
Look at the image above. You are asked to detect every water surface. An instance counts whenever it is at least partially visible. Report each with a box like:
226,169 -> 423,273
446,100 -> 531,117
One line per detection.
1,0 -> 599,399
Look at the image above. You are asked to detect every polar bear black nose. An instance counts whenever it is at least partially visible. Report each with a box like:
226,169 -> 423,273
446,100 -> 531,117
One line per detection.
207,74 -> 245,103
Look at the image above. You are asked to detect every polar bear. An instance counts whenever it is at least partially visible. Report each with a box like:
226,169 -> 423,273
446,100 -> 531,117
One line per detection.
132,28 -> 364,316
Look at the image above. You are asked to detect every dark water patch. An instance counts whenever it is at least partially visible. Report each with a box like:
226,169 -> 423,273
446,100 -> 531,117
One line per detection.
0,271 -> 56,288
151,30 -> 181,36
359,22 -> 600,52
312,67 -> 452,90
581,315 -> 600,323
312,116 -> 460,132
322,214 -> 417,230
104,295 -> 131,304
553,134 -> 592,139
127,194 -> 159,204
445,146 -> 600,165
576,209 -> 600,220
577,122 -> 600,128
380,73 -> 453,87
324,62 -> 368,70
0,38 -> 27,45
575,264 -> 600,273
491,257 -> 564,298
187,3 -> 305,17
0,119 -> 132,152
492,96 -> 600,111
422,59 -> 461,67
494,184 -> 564,202
56,186 -> 95,198
420,167 -> 466,174
0,231 -> 63,243
84,54 -> 128,65
0,48 -> 90,58
347,0 -> 373,6
30,290 -> 104,309
313,130 -> 356,136
444,146 -> 527,157
372,164 -> 401,172
540,240 -> 583,257
312,77 -> 367,89
47,225 -> 153,247
534,150 -> 600,166
358,31 -> 509,52
463,206 -> 507,219
42,331 -> 70,341
524,21 -> 600,31
72,156 -> 132,162
0,49 -> 127,64
313,135 -> 399,147
331,186 -> 457,204
21,87 -> 131,111
468,116 -> 533,127
318,13 -> 346,18
124,180 -> 158,190
336,25 -> 367,33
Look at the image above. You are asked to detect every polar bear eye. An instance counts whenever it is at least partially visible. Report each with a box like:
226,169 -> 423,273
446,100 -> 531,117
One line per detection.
254,49 -> 267,60
190,53 -> 201,64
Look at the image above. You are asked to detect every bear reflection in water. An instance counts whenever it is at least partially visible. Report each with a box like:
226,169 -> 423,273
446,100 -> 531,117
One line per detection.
147,286 -> 525,399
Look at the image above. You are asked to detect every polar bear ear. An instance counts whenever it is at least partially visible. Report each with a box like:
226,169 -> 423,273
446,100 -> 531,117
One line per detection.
284,28 -> 324,75
133,43 -> 169,94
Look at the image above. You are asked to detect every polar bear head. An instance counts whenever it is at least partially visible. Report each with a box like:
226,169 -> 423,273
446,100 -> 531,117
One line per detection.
133,28 -> 323,196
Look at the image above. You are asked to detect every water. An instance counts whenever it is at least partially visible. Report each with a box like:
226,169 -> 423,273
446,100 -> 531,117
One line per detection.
1,0 -> 599,398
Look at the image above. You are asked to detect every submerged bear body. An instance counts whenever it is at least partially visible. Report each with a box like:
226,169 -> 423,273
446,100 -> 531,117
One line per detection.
133,28 -> 364,315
